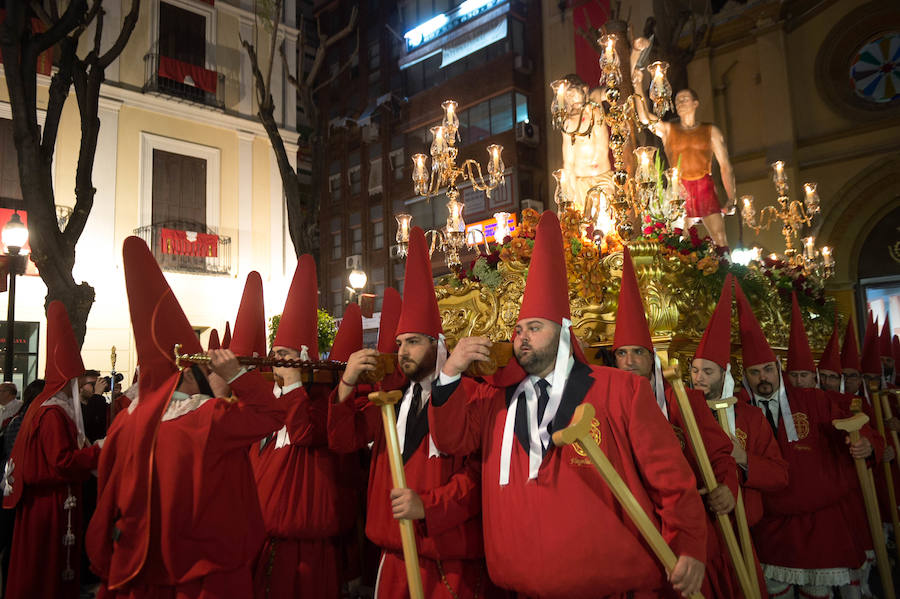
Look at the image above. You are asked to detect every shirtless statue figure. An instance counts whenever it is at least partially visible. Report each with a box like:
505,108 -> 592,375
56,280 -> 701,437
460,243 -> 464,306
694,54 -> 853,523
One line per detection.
560,37 -> 651,236
634,73 -> 736,249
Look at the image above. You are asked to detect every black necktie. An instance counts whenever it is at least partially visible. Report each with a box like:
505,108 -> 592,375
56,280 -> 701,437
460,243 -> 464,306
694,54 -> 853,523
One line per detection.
402,384 -> 423,462
760,399 -> 777,433
536,379 -> 551,424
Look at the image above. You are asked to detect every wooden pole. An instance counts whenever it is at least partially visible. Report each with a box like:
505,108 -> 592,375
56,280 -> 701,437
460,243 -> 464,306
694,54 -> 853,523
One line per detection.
661,360 -> 757,599
553,403 -> 704,599
707,396 -> 761,599
872,386 -> 900,566
833,413 -> 896,599
368,390 -> 424,599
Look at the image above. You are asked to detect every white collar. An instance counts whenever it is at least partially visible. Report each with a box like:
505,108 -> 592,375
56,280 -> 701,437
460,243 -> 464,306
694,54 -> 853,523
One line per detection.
162,393 -> 212,422
396,378 -> 440,459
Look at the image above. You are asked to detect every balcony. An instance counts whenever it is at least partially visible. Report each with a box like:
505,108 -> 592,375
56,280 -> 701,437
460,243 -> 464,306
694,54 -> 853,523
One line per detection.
143,51 -> 225,110
133,221 -> 232,276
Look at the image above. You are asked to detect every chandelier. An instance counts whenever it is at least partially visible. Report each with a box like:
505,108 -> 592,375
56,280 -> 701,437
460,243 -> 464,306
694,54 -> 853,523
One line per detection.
549,34 -> 674,240
740,161 -> 834,278
396,100 -> 505,270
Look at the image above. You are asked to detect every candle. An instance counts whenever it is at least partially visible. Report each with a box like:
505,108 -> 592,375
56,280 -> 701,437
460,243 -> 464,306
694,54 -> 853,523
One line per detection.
769,253 -> 779,261
395,213 -> 412,243
821,246 -> 834,266
487,144 -> 502,172
551,80 -> 568,112
741,195 -> 753,211
803,236 -> 815,259
772,161 -> 787,189
447,199 -> 465,232
751,247 -> 762,261
803,182 -> 820,212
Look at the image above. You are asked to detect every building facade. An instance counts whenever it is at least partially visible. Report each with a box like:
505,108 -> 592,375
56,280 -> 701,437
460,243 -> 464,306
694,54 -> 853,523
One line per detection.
315,0 -> 546,344
0,0 -> 303,384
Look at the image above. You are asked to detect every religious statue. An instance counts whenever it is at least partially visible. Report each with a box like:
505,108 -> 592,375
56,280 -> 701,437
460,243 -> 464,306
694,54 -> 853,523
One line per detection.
634,73 -> 736,250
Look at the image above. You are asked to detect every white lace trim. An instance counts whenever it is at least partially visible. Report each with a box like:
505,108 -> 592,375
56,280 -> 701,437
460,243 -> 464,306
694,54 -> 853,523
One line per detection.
761,563 -> 852,586
161,394 -> 212,422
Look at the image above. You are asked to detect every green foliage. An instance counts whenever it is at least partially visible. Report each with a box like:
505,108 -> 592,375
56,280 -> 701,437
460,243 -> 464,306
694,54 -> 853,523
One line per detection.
254,0 -> 278,32
472,257 -> 502,289
267,308 -> 338,355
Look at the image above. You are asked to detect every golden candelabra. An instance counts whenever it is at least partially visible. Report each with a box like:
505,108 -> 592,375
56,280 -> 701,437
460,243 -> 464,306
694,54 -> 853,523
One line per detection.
403,100 -> 505,270
549,34 -> 675,240
741,161 -> 834,277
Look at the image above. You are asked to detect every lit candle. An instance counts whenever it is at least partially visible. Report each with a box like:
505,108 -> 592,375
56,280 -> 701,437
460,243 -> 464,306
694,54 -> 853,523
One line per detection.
803,236 -> 815,259
741,194 -> 753,211
447,199 -> 465,232
604,36 -> 615,59
821,246 -> 834,266
395,213 -> 412,243
412,153 -> 427,179
551,80 -> 568,111
772,160 -> 786,189
803,182 -> 820,212
634,146 -> 656,182
487,144 -> 502,172
769,253 -> 779,261
751,247 -> 762,261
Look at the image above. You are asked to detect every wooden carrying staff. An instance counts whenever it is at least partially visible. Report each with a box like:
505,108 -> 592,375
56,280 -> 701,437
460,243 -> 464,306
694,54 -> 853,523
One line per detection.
833,413 -> 896,599
367,390 -> 425,599
553,403 -> 704,599
707,396 -> 761,599
661,360 -> 758,599
866,381 -> 900,566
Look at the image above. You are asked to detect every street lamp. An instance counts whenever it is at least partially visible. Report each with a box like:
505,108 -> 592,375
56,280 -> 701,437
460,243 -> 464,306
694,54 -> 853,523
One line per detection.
348,268 -> 367,304
2,212 -> 27,383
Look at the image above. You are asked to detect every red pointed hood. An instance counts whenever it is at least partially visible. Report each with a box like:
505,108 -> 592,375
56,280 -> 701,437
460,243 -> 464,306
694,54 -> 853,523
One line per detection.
695,274 -> 734,370
395,227 -> 442,339
377,287 -> 402,353
880,319 -> 893,358
861,315 -> 882,375
207,329 -> 220,351
4,301 -> 84,509
330,303 -> 363,361
221,321 -> 232,349
87,236 -> 202,588
893,335 -> 900,385
841,319 -> 861,371
274,254 -> 320,360
734,279 -> 776,368
612,245 -> 653,352
519,211 -> 571,325
818,320 -> 842,373
787,292 -> 816,372
230,271 -> 266,358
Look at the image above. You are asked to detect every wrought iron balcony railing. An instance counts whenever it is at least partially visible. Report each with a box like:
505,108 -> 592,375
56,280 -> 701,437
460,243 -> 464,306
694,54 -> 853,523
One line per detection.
143,51 -> 225,110
133,221 -> 231,276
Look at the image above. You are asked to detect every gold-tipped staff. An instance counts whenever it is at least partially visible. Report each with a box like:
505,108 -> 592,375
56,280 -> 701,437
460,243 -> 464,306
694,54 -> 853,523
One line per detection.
661,359 -> 757,599
553,403 -> 704,599
707,396 -> 761,599
833,413 -> 896,599
868,382 -> 900,566
367,389 -> 424,599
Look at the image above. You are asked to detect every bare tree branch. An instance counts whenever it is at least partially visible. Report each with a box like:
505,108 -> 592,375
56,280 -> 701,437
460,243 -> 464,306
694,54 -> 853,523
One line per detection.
313,28 -> 358,94
279,40 -> 301,92
28,1 -> 52,27
304,5 -> 357,87
262,0 -> 284,103
98,0 -> 139,68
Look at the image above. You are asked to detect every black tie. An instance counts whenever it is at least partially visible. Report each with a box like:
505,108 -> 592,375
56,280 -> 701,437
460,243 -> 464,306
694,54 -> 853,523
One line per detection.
760,400 -> 777,433
403,384 -> 423,461
536,379 -> 551,424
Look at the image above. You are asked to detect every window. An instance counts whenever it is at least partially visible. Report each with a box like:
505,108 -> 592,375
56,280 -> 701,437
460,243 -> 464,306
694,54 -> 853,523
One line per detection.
349,211 -> 362,254
330,217 -> 342,260
152,149 -> 206,227
159,2 -> 206,66
348,166 -> 362,196
0,118 -> 22,201
516,93 -> 529,123
368,158 -> 383,194
393,261 -> 405,295
329,173 -> 342,203
330,276 -> 344,318
370,204 -> 384,250
468,101 -> 490,143
489,95 -> 513,137
389,149 -> 405,181
372,266 -> 386,312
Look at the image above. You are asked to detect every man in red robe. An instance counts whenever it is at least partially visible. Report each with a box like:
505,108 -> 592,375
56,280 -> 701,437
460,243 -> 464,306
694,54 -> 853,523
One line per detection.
842,321 -> 864,397
329,227 -> 494,599
86,239 -> 293,598
428,212 -> 708,598
612,247 -> 739,599
734,282 -> 876,598
817,321 -> 843,393
251,256 -> 359,599
3,302 -> 102,599
691,274 -> 788,598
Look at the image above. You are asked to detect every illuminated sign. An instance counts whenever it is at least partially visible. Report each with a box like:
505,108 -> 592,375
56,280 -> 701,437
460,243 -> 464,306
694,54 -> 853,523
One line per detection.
465,213 -> 517,244
403,0 -> 506,50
